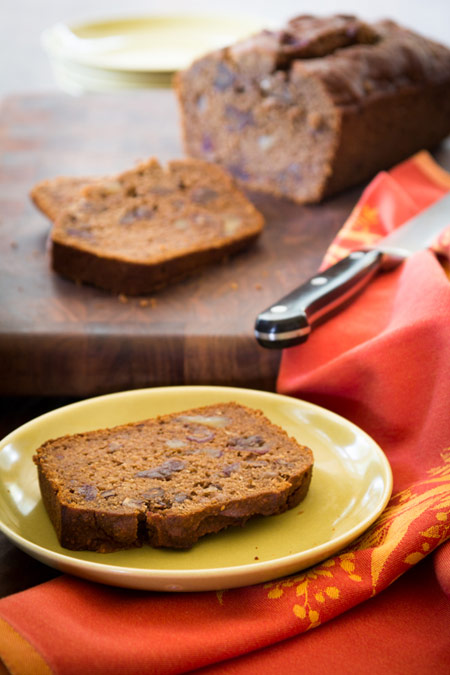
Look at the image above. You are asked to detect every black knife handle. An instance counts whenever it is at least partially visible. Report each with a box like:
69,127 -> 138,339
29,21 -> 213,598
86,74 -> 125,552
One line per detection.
254,249 -> 384,349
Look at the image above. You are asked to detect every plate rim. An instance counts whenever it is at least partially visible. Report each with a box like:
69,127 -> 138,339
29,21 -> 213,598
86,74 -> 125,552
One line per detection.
41,12 -> 267,74
0,385 -> 393,590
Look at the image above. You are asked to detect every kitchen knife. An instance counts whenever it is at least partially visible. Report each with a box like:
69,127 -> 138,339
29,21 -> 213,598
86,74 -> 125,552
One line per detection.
255,191 -> 450,349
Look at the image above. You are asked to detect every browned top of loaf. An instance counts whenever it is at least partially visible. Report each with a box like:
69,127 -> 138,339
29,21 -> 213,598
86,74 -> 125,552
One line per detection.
188,14 -> 450,106
293,19 -> 450,105
32,158 -> 264,264
33,402 -> 313,520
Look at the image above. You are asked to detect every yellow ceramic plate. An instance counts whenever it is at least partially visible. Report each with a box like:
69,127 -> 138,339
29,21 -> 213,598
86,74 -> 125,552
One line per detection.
0,386 -> 392,592
42,14 -> 266,73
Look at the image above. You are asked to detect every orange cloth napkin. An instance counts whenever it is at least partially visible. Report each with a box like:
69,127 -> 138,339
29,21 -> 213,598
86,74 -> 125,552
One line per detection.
1,152 -> 450,675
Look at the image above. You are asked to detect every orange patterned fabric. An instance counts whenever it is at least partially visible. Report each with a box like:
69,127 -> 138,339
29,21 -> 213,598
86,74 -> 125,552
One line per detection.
0,618 -> 51,675
0,153 -> 449,674
321,151 -> 450,269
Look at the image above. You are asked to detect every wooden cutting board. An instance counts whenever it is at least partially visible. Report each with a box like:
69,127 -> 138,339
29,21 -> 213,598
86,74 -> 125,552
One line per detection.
1,91 -> 448,397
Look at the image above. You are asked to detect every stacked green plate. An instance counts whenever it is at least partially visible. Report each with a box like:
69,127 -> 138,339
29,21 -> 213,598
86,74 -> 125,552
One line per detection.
42,14 -> 266,94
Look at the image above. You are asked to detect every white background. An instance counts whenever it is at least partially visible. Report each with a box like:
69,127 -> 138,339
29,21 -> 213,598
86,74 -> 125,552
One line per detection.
1,0 -> 450,96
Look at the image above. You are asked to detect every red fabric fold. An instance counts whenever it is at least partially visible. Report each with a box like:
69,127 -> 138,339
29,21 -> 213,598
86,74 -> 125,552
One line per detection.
279,250 -> 450,487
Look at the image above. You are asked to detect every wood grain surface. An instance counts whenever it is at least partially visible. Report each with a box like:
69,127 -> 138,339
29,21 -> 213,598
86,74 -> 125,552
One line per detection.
1,90 -> 449,397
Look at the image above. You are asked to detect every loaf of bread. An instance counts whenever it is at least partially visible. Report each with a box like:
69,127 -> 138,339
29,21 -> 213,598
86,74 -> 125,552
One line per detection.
31,158 -> 264,295
175,14 -> 450,204
33,402 -> 314,552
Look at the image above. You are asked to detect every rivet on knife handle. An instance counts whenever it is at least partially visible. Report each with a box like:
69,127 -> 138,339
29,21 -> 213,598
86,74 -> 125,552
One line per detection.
254,249 -> 384,349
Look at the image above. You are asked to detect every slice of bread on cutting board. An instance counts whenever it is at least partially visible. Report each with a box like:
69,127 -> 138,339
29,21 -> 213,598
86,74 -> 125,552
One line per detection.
31,158 -> 264,295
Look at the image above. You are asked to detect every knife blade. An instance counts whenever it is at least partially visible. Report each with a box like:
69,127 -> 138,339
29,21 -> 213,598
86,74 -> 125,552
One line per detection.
255,191 -> 450,349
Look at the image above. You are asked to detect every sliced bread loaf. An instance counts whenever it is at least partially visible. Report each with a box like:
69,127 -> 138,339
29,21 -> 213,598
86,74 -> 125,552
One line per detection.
31,158 -> 264,295
33,402 -> 313,552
